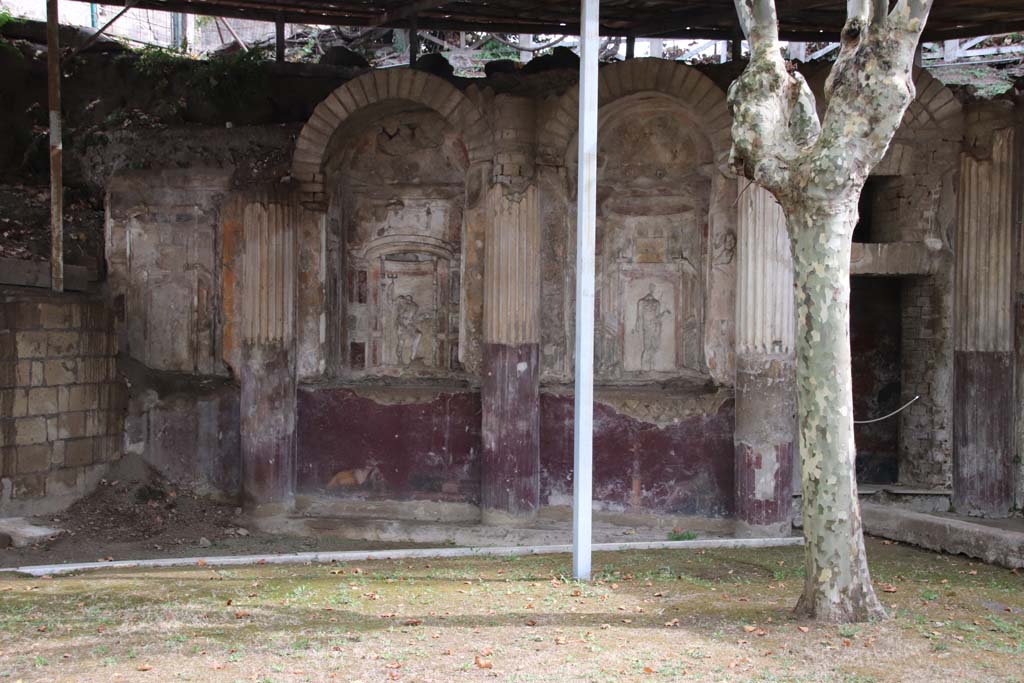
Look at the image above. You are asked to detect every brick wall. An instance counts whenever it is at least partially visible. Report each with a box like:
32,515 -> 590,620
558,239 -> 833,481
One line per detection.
0,289 -> 125,515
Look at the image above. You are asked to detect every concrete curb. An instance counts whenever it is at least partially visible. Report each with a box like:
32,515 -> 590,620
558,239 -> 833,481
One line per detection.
863,502 -> 1024,569
2,536 -> 803,577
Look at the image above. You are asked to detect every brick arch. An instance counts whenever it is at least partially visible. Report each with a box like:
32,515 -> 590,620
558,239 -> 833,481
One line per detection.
901,68 -> 962,136
291,69 -> 488,202
876,69 -> 962,175
537,59 -> 732,166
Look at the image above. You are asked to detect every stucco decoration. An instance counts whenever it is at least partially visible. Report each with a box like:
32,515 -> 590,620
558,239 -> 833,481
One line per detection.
325,110 -> 467,377
291,69 -> 488,208
537,60 -> 735,385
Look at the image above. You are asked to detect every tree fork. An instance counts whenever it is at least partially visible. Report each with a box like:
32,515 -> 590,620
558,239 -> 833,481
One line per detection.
729,0 -> 934,621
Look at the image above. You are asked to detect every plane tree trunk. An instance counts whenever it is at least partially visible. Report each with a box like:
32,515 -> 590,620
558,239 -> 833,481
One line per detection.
727,0 -> 934,622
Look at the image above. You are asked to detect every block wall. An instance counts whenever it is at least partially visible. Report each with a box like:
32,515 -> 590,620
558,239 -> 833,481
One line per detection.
0,291 -> 125,515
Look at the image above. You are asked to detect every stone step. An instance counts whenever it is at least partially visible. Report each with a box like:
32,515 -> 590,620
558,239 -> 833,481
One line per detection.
862,502 -> 1024,570
257,514 -> 714,548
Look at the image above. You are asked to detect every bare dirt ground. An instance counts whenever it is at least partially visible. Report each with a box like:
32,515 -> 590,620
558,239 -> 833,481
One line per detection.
1,472 -> 427,570
0,539 -> 1021,683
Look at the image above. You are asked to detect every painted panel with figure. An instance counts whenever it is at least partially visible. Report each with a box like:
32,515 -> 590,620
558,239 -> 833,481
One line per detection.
593,97 -> 712,382
325,108 -> 468,378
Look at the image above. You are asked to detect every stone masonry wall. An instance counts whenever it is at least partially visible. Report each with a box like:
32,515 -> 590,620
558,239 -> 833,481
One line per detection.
0,289 -> 125,515
899,275 -> 954,488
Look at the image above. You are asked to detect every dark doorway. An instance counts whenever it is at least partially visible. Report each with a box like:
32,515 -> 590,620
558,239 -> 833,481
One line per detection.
850,276 -> 902,484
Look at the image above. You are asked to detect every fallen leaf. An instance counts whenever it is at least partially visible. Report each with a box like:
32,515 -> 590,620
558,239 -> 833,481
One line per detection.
474,656 -> 493,669
797,626 -> 810,633
743,625 -> 757,633
136,665 -> 153,672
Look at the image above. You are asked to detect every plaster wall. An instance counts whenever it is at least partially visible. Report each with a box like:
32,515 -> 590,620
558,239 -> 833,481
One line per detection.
83,58 -> 1001,519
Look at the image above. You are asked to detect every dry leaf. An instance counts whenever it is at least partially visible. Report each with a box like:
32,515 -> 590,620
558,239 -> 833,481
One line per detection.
797,626 -> 810,633
136,665 -> 153,672
474,656 -> 493,669
743,625 -> 757,633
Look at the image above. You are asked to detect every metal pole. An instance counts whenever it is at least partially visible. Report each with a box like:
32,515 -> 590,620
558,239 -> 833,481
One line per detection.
519,32 -> 534,64
409,14 -> 419,66
572,0 -> 598,582
219,17 -> 248,51
46,0 -> 63,293
625,34 -> 635,59
275,20 -> 286,62
68,0 -> 136,60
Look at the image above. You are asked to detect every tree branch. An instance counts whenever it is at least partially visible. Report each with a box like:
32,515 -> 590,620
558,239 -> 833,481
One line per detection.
871,0 -> 889,25
847,0 -> 870,26
734,0 -> 779,47
727,0 -> 820,196
891,0 -> 933,27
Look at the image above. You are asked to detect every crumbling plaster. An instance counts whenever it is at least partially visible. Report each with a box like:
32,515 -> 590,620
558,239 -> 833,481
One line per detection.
93,57 -> 997,517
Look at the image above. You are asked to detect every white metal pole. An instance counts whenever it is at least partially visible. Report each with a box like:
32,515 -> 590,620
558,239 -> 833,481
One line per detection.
572,0 -> 599,582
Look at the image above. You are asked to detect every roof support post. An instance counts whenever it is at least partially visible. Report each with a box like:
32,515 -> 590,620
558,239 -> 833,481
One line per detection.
275,20 -> 285,62
219,17 -> 248,51
409,14 -> 419,66
46,0 -> 63,292
572,0 -> 598,582
625,34 -> 635,59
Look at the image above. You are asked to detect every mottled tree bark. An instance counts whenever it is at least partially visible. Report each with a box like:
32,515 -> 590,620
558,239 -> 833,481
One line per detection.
728,0 -> 933,622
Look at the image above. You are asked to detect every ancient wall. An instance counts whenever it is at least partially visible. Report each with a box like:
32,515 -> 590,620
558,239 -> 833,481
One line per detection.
106,166 -> 243,496
49,54 -> 994,520
803,67 -> 961,490
0,290 -> 124,515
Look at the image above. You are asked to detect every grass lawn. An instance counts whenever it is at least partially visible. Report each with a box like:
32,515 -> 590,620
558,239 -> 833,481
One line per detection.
0,538 -> 1021,682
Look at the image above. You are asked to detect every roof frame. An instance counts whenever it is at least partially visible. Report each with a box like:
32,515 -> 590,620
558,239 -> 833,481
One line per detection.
62,0 -> 1024,42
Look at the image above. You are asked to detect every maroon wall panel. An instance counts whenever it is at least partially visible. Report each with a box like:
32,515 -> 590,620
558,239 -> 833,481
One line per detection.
297,387 -> 735,517
296,386 -> 482,503
953,351 -> 1014,517
539,393 -> 735,516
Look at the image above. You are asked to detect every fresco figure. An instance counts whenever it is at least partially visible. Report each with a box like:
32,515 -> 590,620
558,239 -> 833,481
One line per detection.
633,284 -> 671,371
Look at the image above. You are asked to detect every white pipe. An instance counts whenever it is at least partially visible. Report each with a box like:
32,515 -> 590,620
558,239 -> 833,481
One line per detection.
573,0 -> 599,582
3,537 -> 804,578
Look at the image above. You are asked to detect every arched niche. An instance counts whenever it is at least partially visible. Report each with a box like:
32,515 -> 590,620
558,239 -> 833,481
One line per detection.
322,102 -> 469,378
564,90 -> 728,383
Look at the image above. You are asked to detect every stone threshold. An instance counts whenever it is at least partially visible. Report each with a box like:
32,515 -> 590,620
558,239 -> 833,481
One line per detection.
862,502 -> 1024,570
263,500 -> 741,547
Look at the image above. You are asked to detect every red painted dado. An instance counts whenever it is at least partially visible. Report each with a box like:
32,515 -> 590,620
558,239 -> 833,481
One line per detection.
296,386 -> 735,517
539,393 -> 735,516
297,386 -> 483,503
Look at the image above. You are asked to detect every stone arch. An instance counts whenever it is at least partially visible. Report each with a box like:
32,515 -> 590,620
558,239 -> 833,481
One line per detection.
902,68 -> 962,136
876,69 -> 963,175
291,69 -> 488,204
537,59 -> 732,166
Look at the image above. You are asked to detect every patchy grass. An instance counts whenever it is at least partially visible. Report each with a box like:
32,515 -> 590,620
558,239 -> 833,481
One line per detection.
0,539 -> 1021,682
